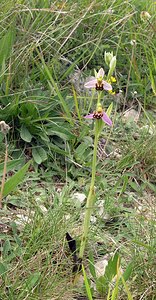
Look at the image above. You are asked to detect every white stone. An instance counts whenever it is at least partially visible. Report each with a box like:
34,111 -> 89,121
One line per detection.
15,214 -> 30,227
72,192 -> 86,204
94,256 -> 109,278
122,108 -> 140,123
90,216 -> 97,223
97,200 -> 104,216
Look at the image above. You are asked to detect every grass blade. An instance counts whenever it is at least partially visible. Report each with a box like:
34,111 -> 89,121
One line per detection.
82,264 -> 93,300
2,160 -> 32,198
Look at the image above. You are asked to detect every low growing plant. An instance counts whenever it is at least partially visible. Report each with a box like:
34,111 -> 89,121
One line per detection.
0,120 -> 31,208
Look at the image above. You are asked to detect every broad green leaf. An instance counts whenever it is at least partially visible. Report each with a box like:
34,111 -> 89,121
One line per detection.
47,125 -> 75,140
50,143 -> 68,155
104,252 -> 119,281
37,147 -> 48,162
3,239 -> 12,257
75,142 -> 88,157
2,160 -> 31,198
0,262 -> 7,276
96,253 -> 119,295
20,125 -> 32,142
0,159 -> 24,177
39,132 -> 50,142
32,147 -> 47,164
32,148 -> 42,164
75,138 -> 92,157
96,275 -> 109,295
89,251 -> 96,280
129,180 -> 140,192
122,262 -> 133,282
25,272 -> 41,290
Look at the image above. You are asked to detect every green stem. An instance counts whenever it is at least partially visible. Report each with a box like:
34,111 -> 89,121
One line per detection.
79,120 -> 99,259
97,91 -> 102,105
0,135 -> 8,209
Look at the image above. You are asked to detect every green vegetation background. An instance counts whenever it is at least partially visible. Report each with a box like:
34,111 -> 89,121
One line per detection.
0,0 -> 156,299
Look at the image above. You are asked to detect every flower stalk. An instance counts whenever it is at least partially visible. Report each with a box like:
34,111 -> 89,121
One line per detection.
79,119 -> 99,259
78,67 -> 114,262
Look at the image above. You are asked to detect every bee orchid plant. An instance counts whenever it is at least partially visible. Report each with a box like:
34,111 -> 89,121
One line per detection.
79,53 -> 116,261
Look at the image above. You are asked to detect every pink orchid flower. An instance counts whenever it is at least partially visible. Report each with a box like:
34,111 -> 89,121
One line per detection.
84,105 -> 112,126
84,68 -> 112,91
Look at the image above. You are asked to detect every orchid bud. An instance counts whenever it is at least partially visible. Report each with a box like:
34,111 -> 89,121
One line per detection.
104,51 -> 113,66
107,56 -> 116,80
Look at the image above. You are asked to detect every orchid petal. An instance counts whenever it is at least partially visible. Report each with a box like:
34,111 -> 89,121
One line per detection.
97,68 -> 105,78
84,114 -> 94,119
102,112 -> 112,126
84,79 -> 97,88
102,80 -> 112,91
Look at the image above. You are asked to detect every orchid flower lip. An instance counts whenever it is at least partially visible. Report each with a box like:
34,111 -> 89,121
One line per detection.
84,111 -> 112,126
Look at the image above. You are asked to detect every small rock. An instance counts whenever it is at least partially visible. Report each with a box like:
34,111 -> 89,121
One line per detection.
72,193 -> 86,206
96,200 -> 104,216
122,108 -> 140,123
90,216 -> 97,223
94,255 -> 109,278
15,214 -> 30,228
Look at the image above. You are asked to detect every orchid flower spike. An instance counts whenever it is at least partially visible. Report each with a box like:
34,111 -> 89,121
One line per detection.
84,104 -> 112,126
84,68 -> 112,91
